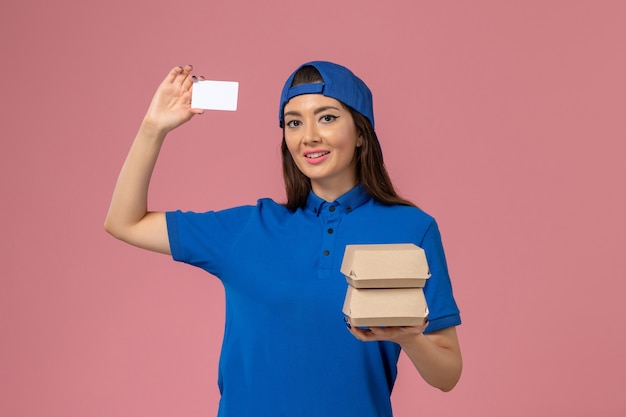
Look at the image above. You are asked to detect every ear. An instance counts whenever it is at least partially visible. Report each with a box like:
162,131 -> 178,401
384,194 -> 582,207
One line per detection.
356,133 -> 364,148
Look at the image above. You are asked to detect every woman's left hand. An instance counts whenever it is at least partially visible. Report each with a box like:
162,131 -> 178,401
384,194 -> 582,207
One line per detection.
345,318 -> 429,345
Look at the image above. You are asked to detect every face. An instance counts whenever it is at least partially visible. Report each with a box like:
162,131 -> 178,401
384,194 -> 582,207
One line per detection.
283,94 -> 363,200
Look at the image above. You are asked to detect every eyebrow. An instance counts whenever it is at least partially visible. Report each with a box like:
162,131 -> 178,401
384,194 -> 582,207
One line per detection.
284,105 -> 342,118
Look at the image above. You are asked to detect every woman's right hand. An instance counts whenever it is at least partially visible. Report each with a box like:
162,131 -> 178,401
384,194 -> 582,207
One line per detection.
104,65 -> 204,254
142,65 -> 205,134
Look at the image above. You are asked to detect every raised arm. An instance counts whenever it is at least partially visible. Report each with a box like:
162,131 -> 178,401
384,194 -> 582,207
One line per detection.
104,65 -> 204,254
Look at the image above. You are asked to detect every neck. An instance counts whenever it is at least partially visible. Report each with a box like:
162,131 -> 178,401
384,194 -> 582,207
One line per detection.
311,179 -> 358,202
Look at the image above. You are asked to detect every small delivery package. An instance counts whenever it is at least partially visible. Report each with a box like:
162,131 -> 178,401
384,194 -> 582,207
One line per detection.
341,244 -> 430,327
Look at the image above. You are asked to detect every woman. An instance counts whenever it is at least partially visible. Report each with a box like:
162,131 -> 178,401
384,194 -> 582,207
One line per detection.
105,61 -> 462,417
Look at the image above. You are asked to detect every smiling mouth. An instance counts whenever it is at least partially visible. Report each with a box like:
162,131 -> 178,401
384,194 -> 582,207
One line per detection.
305,151 -> 330,159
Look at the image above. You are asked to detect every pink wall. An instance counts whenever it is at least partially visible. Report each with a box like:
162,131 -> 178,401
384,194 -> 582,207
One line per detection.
2,1 -> 625,416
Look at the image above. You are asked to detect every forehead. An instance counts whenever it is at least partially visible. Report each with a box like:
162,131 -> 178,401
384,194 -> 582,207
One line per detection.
283,94 -> 346,114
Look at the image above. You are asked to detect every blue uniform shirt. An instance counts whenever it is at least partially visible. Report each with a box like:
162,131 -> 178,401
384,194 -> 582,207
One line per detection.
166,185 -> 460,417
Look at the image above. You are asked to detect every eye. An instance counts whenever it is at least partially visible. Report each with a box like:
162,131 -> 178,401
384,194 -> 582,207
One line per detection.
286,120 -> 301,128
320,114 -> 338,123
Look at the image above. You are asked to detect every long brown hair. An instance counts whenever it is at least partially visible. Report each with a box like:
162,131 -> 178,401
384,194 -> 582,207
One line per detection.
281,66 -> 416,211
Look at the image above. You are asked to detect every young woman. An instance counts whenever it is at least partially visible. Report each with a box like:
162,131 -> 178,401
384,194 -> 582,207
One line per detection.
105,61 -> 462,417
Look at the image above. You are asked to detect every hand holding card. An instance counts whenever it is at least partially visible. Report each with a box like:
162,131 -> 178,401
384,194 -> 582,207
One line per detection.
191,80 -> 239,111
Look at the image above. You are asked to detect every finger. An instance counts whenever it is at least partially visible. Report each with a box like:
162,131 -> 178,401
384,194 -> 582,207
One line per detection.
366,327 -> 390,338
353,328 -> 377,342
344,318 -> 375,341
165,66 -> 184,84
180,64 -> 196,91
171,64 -> 194,89
183,74 -> 197,91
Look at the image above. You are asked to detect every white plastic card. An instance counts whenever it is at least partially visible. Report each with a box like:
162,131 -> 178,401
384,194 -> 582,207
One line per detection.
191,80 -> 239,111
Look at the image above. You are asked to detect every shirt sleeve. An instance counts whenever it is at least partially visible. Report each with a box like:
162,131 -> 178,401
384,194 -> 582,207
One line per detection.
166,205 -> 255,277
419,219 -> 461,333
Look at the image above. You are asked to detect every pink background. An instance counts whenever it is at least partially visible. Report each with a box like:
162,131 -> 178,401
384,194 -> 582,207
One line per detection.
2,1 -> 625,416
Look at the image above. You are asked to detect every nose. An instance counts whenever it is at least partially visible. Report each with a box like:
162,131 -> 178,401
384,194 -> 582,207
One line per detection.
302,121 -> 321,145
